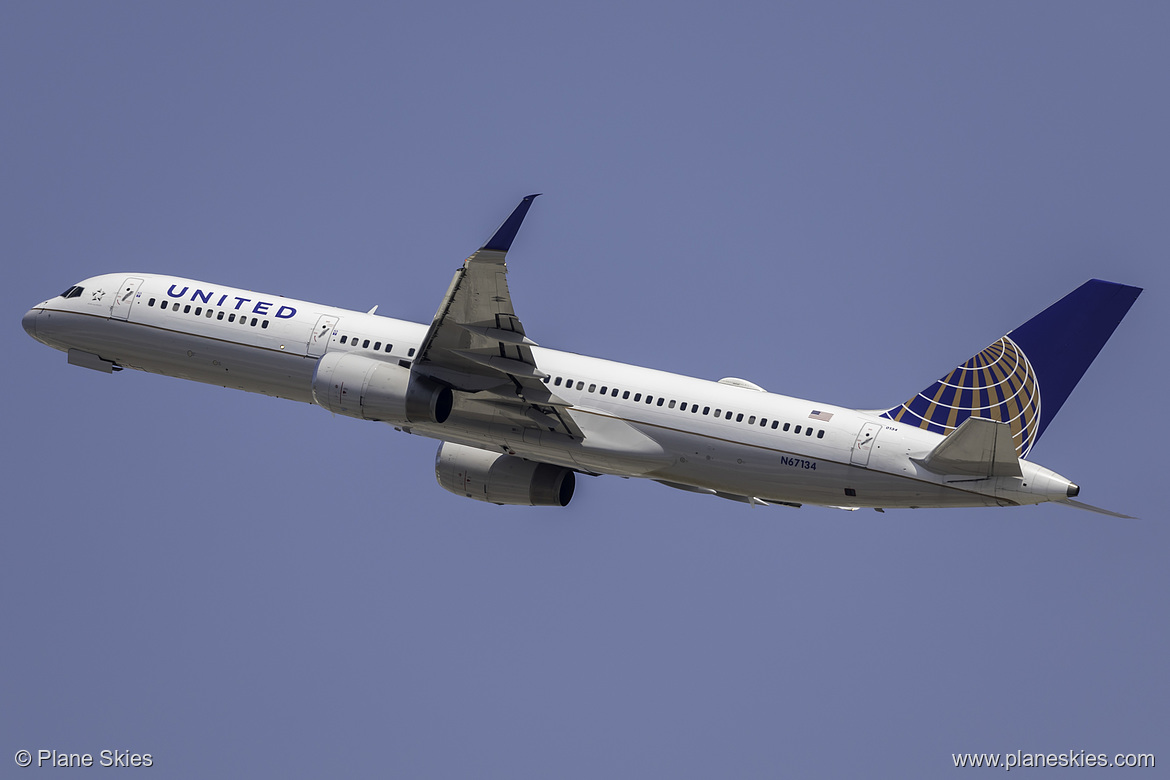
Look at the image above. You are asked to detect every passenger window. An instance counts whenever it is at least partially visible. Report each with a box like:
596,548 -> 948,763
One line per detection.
714,409 -> 721,416
340,336 -> 348,344
703,406 -> 710,415
148,298 -> 155,307
725,411 -> 732,420
362,339 -> 370,348
679,402 -> 686,411
611,388 -> 619,397
622,391 -> 630,399
794,425 -> 802,434
385,344 -> 393,353
759,418 -> 766,427
217,312 -> 224,320
748,416 -> 755,424
771,420 -> 779,429
554,377 -> 562,386
588,384 -> 596,393
195,307 -> 202,316
251,318 -> 258,326
408,348 -> 415,357
657,398 -> 664,407
228,313 -> 236,322
805,427 -> 813,436
646,395 -> 654,404
183,305 -> 191,314
374,342 -> 381,350
736,413 -> 744,422
206,309 -> 213,318
262,320 -> 269,329
600,386 -> 608,394
576,381 -> 584,390
817,430 -> 824,439
172,302 -> 180,311
691,405 -> 698,413
634,393 -> 642,402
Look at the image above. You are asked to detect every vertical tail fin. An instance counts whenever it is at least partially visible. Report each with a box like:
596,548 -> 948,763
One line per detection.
881,279 -> 1142,457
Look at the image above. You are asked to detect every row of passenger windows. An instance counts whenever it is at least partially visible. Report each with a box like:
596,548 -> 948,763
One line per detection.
542,375 -> 827,438
144,295 -> 419,355
146,297 -> 271,328
338,334 -> 415,357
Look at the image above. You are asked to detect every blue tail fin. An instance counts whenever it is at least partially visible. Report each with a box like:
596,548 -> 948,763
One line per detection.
881,279 -> 1141,456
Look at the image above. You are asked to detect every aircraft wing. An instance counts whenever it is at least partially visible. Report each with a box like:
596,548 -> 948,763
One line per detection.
412,195 -> 583,439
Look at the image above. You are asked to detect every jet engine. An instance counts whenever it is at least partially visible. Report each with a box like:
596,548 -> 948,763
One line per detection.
435,442 -> 576,506
312,352 -> 452,424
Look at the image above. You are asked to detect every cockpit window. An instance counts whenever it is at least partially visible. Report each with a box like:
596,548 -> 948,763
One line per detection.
60,286 -> 85,299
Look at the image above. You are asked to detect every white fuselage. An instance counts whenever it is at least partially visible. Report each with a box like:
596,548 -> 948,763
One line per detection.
24,273 -> 1077,510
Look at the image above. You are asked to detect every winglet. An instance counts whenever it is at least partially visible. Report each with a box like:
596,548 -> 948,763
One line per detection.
482,194 -> 541,252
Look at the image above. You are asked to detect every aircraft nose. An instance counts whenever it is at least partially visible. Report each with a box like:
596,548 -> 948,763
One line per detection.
22,308 -> 39,340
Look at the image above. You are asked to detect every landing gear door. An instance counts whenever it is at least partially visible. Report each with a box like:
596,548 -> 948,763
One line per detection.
110,277 -> 144,321
850,422 -> 882,467
307,314 -> 339,358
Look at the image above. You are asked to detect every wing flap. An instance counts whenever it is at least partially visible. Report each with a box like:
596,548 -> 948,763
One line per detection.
451,350 -> 549,379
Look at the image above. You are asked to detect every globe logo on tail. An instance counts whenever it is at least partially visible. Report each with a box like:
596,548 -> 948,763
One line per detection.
881,336 -> 1041,458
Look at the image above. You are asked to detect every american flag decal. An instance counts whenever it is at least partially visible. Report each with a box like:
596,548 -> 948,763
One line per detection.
808,410 -> 833,421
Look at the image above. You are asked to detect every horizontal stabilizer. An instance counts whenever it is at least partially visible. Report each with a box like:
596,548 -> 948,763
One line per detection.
1055,499 -> 1137,519
915,416 -> 1022,477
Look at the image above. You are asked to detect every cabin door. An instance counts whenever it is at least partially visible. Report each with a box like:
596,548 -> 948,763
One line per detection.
850,422 -> 882,467
110,277 -> 144,320
307,315 -> 339,358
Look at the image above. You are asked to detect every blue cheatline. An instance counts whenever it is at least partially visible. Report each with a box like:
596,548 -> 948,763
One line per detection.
881,279 -> 1142,457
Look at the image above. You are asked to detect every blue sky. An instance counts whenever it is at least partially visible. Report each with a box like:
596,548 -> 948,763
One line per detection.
3,3 -> 1165,777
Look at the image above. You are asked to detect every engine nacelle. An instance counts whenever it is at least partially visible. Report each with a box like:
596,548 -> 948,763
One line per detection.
312,351 -> 452,424
435,442 -> 576,506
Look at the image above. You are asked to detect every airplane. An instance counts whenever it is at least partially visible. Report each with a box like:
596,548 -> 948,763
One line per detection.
23,195 -> 1142,514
